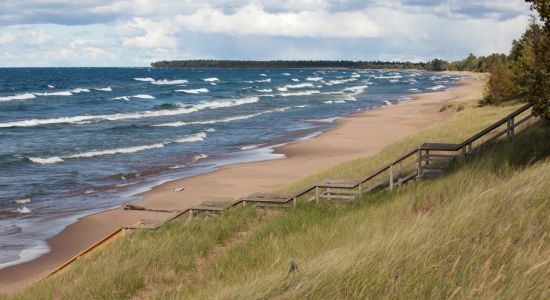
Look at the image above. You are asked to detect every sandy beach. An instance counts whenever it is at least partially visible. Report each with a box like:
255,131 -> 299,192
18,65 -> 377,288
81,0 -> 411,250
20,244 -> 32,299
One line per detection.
0,71 -> 485,293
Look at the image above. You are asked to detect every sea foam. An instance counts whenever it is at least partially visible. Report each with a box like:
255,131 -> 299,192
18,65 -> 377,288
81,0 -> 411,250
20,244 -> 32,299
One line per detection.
203,77 -> 220,82
151,79 -> 189,85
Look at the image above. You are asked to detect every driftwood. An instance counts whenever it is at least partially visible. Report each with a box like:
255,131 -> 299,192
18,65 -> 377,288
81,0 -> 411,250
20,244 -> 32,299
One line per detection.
123,204 -> 177,213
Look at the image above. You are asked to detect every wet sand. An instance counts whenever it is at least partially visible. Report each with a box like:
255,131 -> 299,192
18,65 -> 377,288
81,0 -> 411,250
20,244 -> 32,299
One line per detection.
0,72 -> 485,293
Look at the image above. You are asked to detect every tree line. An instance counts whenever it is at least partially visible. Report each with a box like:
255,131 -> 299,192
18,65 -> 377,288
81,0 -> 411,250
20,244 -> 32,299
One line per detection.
151,59 -> 435,70
479,0 -> 549,119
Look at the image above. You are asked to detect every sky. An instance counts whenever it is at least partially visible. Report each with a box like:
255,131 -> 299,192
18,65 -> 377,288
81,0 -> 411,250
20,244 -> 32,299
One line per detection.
0,0 -> 535,67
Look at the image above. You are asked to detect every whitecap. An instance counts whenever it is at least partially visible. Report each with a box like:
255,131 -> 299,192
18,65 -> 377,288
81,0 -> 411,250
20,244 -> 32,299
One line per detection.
343,85 -> 368,95
47,85 -> 55,89
281,73 -> 291,76
256,89 -> 273,93
111,96 -> 131,101
306,77 -> 323,81
28,156 -> 64,164
203,77 -> 220,82
13,198 -> 31,204
176,88 -> 209,94
384,100 -> 393,106
255,78 -> 271,83
324,78 -> 357,86
408,88 -> 421,93
284,83 -> 314,89
134,77 -> 155,82
70,88 -> 90,93
34,91 -> 73,96
95,87 -> 113,92
260,74 -> 267,77
277,87 -> 288,92
426,85 -> 446,91
280,90 -> 320,97
291,78 -> 300,82
132,94 -> 155,99
152,79 -> 188,85
16,206 -> 32,214
0,93 -> 36,102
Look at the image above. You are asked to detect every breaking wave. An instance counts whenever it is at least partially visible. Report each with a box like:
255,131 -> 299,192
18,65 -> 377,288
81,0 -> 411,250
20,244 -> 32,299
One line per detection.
0,97 -> 259,128
28,132 -> 207,164
176,88 -> 209,94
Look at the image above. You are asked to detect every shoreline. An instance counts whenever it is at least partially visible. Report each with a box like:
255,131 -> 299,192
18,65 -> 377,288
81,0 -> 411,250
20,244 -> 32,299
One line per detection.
0,71 -> 485,293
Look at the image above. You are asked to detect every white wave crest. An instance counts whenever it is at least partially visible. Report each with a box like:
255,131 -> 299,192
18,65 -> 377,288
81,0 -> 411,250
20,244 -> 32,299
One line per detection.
173,132 -> 207,143
280,90 -> 320,97
255,78 -> 271,83
176,88 -> 209,94
134,77 -> 155,82
0,97 -> 258,128
284,83 -> 314,89
34,91 -> 73,96
0,93 -> 36,102
323,100 -> 346,104
291,78 -> 300,82
203,77 -> 220,82
71,88 -> 90,93
306,77 -> 323,81
324,78 -> 357,86
95,87 -> 113,92
28,132 -> 207,164
113,94 -> 155,100
16,206 -> 32,214
281,73 -> 291,76
343,85 -> 368,95
154,106 -> 291,127
256,89 -> 273,93
13,198 -> 31,204
427,85 -> 446,91
260,73 -> 267,77
152,79 -> 189,85
28,156 -> 65,164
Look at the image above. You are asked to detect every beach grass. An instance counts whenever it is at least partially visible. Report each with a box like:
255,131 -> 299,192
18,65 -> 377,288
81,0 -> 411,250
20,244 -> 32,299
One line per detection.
3,96 -> 549,299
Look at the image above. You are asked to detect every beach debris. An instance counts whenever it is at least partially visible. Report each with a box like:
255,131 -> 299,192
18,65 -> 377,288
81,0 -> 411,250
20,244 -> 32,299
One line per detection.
173,187 -> 185,192
123,204 -> 177,213
289,259 -> 299,273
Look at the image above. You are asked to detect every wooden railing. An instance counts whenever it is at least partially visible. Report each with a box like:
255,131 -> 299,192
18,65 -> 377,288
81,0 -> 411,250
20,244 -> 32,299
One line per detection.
47,103 -> 537,277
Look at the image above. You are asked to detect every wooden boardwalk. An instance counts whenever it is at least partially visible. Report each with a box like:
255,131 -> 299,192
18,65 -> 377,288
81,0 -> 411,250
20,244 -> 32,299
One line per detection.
47,103 -> 537,277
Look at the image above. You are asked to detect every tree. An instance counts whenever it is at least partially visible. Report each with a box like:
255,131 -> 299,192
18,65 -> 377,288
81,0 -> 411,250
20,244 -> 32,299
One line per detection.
525,0 -> 550,119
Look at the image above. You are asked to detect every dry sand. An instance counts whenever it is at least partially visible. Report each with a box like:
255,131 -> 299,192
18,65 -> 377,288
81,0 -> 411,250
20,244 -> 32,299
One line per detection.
0,72 -> 485,293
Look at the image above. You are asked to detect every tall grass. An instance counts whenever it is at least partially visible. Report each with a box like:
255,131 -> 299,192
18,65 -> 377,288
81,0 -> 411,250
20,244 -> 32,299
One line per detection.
4,98 -> 549,299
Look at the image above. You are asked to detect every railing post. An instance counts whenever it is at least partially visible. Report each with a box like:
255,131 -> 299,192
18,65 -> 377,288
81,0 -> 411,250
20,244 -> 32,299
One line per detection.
242,200 -> 246,207
188,209 -> 193,220
510,117 -> 515,138
417,149 -> 422,181
327,188 -> 332,201
425,150 -> 430,167
315,186 -> 320,203
358,183 -> 362,195
293,197 -> 297,207
389,164 -> 394,191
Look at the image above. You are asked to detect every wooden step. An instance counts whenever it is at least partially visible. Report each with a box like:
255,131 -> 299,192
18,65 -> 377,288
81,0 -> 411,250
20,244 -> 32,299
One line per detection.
317,179 -> 361,189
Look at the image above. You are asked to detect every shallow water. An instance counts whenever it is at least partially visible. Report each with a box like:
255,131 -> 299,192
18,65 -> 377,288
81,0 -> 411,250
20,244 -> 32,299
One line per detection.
0,67 -> 461,267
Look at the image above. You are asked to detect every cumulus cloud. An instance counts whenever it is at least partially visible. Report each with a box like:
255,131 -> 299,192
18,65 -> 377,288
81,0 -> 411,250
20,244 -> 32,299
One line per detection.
176,5 -> 381,38
0,0 -> 536,66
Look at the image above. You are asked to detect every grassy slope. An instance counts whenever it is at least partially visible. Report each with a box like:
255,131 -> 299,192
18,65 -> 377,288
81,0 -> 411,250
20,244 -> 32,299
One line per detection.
4,95 -> 549,299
